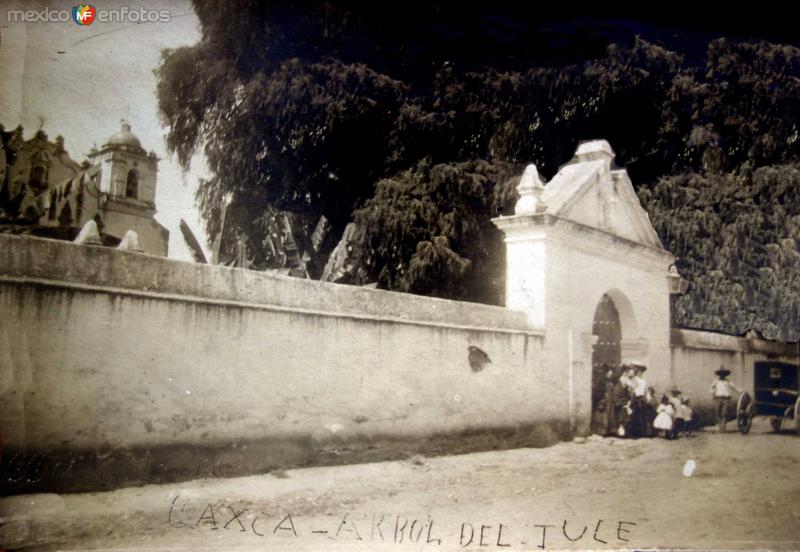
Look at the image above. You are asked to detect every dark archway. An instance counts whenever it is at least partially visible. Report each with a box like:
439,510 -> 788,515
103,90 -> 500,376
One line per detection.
591,293 -> 621,432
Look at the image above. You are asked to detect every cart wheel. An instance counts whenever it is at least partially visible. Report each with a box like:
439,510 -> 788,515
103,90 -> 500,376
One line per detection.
737,392 -> 753,435
770,417 -> 782,432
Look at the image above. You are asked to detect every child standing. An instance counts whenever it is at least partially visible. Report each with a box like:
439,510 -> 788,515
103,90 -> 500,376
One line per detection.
653,395 -> 675,438
679,398 -> 693,436
669,387 -> 683,438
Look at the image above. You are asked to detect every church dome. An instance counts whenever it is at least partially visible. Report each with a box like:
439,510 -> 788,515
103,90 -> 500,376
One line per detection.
105,121 -> 143,151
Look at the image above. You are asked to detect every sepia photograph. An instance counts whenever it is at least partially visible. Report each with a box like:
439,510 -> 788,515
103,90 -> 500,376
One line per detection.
1,2 -> 799,550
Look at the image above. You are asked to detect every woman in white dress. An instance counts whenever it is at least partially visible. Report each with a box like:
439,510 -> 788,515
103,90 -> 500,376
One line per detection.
653,394 -> 675,438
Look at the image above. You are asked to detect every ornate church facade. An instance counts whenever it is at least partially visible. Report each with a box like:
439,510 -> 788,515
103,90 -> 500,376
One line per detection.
0,121 -> 168,256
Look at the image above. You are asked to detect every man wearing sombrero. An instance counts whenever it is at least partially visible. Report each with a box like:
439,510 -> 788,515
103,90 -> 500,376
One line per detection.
710,366 -> 741,432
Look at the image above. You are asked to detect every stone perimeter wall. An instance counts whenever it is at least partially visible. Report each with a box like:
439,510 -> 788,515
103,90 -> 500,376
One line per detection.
670,328 -> 798,422
0,234 -> 556,493
0,234 -> 796,494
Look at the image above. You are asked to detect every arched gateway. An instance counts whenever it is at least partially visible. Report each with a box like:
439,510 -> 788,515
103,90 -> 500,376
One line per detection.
492,140 -> 679,434
591,293 -> 621,430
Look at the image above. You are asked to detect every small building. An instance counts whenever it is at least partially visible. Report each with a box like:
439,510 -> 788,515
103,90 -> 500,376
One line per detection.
0,121 -> 168,256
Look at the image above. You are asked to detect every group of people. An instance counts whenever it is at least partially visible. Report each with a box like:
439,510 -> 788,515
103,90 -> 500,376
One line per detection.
597,362 -> 693,439
598,363 -> 742,438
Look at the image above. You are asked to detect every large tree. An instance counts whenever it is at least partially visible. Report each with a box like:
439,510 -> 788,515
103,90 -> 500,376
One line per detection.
157,3 -> 800,337
353,159 -> 520,304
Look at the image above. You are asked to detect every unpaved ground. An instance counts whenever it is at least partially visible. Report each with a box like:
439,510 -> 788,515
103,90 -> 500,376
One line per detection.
1,419 -> 799,551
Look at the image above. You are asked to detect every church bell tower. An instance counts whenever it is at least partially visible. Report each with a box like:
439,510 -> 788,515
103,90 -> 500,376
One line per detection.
87,120 -> 158,205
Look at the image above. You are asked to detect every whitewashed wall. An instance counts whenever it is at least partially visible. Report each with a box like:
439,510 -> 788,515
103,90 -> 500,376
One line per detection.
0,234 -> 555,491
670,328 -> 798,420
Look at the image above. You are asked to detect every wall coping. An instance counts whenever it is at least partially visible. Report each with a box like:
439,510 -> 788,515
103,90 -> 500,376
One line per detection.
492,213 -> 674,269
671,327 -> 799,358
0,234 -> 542,335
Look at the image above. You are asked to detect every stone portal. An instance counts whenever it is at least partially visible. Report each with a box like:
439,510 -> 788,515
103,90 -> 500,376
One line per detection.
492,140 -> 676,433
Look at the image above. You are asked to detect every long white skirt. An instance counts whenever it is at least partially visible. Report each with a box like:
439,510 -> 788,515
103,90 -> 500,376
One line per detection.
653,412 -> 673,431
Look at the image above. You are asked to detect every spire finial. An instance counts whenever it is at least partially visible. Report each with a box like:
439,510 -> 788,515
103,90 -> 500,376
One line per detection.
514,164 -> 546,215
575,140 -> 615,167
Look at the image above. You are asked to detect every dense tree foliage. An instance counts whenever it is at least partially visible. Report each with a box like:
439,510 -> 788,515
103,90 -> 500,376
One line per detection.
640,166 -> 800,339
353,159 -> 519,303
156,3 -> 800,339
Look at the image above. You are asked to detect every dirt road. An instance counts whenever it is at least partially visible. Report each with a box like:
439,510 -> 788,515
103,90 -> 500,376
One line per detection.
2,419 -> 799,551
